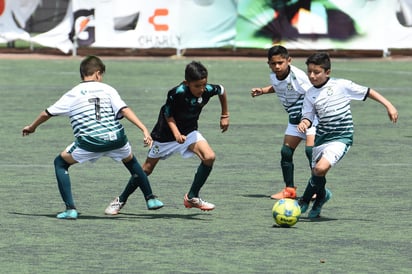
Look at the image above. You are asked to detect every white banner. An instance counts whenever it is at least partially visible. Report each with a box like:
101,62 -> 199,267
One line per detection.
1,0 -> 412,54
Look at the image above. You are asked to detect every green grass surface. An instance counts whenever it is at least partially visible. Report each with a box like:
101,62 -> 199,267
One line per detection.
0,56 -> 411,273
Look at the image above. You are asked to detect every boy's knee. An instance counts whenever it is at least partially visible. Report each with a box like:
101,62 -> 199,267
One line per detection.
281,144 -> 294,162
142,162 -> 153,176
54,155 -> 70,169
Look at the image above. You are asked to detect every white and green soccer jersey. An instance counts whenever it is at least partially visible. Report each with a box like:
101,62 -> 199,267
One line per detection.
270,65 -> 313,124
46,81 -> 128,152
302,78 -> 369,146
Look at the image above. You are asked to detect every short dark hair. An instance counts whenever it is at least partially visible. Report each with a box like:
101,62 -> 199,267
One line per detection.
185,61 -> 208,82
305,52 -> 331,71
80,55 -> 106,79
267,45 -> 289,60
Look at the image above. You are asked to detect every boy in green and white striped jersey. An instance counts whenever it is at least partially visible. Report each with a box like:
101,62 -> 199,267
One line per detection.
22,56 -> 163,219
297,52 -> 398,218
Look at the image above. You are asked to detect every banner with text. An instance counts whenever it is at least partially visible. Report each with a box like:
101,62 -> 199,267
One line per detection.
1,0 -> 412,54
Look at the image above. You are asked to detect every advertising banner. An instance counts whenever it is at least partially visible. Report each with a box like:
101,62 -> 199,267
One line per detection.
1,0 -> 412,54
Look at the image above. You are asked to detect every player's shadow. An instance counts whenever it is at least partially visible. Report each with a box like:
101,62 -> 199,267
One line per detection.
299,216 -> 338,222
242,194 -> 271,198
10,211 -> 209,221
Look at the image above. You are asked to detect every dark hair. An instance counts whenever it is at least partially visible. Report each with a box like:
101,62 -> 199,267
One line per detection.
267,45 -> 289,60
185,61 -> 208,82
305,52 -> 331,71
79,55 -> 106,79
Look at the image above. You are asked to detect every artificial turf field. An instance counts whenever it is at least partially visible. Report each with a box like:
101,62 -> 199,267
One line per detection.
0,54 -> 411,273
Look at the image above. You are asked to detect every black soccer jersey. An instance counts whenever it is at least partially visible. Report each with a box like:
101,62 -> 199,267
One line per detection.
151,83 -> 224,142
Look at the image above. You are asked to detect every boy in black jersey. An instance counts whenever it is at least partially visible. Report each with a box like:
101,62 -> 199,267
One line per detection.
107,61 -> 229,212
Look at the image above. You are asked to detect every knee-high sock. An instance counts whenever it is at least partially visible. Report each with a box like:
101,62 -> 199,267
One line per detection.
54,155 -> 75,209
188,163 -> 212,198
281,145 -> 295,187
302,175 -> 326,203
121,155 -> 154,202
305,146 -> 313,169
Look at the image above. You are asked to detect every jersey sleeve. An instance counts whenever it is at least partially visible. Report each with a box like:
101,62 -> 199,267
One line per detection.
290,66 -> 312,94
106,84 -> 127,119
46,89 -> 76,116
342,79 -> 369,101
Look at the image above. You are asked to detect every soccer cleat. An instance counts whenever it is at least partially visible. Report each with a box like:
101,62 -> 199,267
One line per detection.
308,189 -> 332,218
146,197 -> 164,210
56,209 -> 78,219
270,187 -> 297,200
298,198 -> 309,214
184,193 -> 215,211
105,197 -> 125,215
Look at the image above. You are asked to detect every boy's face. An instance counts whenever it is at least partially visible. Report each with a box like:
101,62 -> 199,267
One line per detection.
307,63 -> 330,86
268,55 -> 291,79
185,78 -> 207,98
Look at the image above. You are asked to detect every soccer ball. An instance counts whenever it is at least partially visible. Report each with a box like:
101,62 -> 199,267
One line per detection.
272,198 -> 301,227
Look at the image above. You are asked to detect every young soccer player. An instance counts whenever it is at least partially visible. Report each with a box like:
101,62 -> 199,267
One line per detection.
22,55 -> 163,219
105,61 -> 229,213
297,52 -> 398,218
251,45 -> 316,200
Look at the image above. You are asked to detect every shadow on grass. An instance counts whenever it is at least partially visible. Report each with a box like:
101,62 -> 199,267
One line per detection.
242,194 -> 271,198
10,211 -> 208,220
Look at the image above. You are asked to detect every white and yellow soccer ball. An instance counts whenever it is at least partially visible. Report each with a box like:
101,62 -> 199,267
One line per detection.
272,198 -> 301,227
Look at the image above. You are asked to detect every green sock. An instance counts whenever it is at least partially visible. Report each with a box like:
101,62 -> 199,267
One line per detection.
281,145 -> 295,187
188,163 -> 212,198
281,161 -> 294,187
305,146 -> 313,169
54,155 -> 76,209
121,155 -> 154,202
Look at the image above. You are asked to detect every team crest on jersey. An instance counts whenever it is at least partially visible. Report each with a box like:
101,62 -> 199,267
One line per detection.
81,90 -> 87,95
151,145 -> 160,154
197,97 -> 203,104
287,83 -> 293,91
327,87 -> 334,96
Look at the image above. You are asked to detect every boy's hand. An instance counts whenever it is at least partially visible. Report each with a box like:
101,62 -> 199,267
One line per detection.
22,125 -> 35,136
220,117 -> 229,132
251,88 -> 263,97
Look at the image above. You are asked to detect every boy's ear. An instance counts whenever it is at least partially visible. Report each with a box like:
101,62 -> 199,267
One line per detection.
183,80 -> 188,85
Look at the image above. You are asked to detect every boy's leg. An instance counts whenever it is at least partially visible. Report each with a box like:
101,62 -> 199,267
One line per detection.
280,144 -> 295,188
184,140 -> 216,211
187,140 -> 215,198
188,162 -> 212,198
271,134 -> 301,199
106,155 -> 163,215
54,154 -> 76,209
54,153 -> 78,219
121,155 -> 159,202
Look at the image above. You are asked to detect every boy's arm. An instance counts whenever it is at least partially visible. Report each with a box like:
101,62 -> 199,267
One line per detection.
166,116 -> 186,144
251,85 -> 275,97
218,91 -> 229,132
367,89 -> 398,123
22,110 -> 52,136
120,107 -> 153,147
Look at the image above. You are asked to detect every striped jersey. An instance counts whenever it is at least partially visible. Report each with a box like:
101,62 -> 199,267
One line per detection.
46,81 -> 128,152
270,65 -> 313,124
301,78 -> 369,146
151,83 -> 224,142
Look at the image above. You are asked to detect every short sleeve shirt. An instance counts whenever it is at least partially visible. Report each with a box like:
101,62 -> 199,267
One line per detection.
270,65 -> 313,124
301,78 -> 369,146
47,81 -> 128,152
151,83 -> 224,142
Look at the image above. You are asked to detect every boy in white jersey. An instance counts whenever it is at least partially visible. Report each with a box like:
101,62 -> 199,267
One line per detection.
22,55 -> 163,219
251,45 -> 316,200
297,52 -> 398,218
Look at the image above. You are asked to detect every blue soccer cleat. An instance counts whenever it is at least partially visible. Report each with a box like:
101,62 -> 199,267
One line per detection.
56,209 -> 78,220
